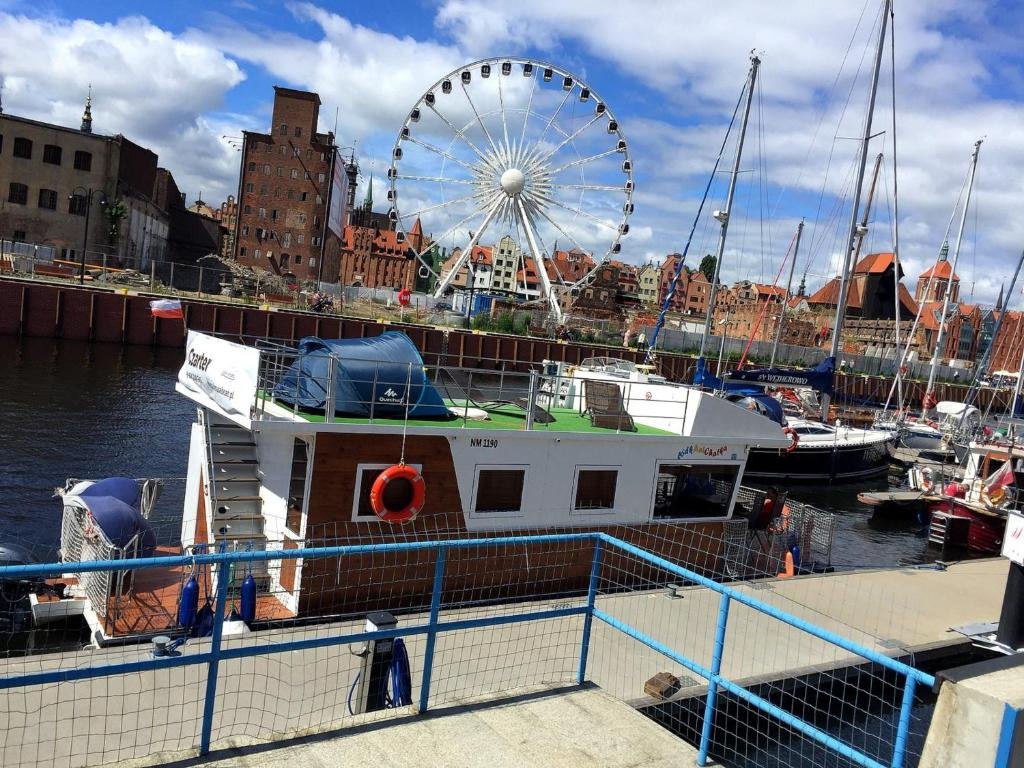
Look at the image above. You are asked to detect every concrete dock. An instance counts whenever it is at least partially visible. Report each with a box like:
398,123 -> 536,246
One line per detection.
0,558 -> 1010,767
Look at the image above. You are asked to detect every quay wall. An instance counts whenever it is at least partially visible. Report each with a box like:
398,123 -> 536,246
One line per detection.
0,276 -> 1002,410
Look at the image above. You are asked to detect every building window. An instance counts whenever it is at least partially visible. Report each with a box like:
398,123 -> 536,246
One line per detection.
73,150 -> 92,171
292,147 -> 300,158
311,236 -> 321,247
239,246 -> 247,258
304,171 -> 310,180
474,468 -> 526,513
243,204 -> 251,214
260,185 -> 267,196
276,166 -> 283,177
258,207 -> 266,219
270,209 -> 278,220
300,192 -> 308,202
13,230 -> 26,241
573,468 -> 618,511
280,253 -> 289,267
241,225 -> 249,236
652,464 -> 738,520
282,232 -> 292,247
263,164 -> 271,175
68,193 -> 88,215
318,173 -> 325,183
279,123 -> 288,135
294,254 -> 302,265
290,168 -> 299,179
309,256 -> 316,267
37,188 -> 57,210
279,145 -> 286,156
254,248 -> 262,259
245,183 -> 254,193
13,137 -> 32,159
8,182 -> 27,205
291,125 -> 301,138
42,144 -> 62,165
316,194 -> 323,205
247,161 -> 256,172
296,234 -> 305,244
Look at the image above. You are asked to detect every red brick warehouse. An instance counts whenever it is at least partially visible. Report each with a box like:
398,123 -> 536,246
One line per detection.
234,87 -> 354,284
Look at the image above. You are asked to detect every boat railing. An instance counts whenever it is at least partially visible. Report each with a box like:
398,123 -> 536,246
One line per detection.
0,533 -> 933,768
248,345 -> 696,433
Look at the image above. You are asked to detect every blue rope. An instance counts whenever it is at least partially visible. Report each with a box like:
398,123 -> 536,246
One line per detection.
646,82 -> 747,361
386,638 -> 413,707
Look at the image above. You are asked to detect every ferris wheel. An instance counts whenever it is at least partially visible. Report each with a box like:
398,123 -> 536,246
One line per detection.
387,57 -> 634,320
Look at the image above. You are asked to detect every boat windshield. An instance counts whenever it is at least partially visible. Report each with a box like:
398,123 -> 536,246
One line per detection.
579,357 -> 638,375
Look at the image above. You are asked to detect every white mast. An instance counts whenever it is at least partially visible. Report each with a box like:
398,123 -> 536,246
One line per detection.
922,138 -> 982,411
820,0 -> 891,420
698,53 -> 761,360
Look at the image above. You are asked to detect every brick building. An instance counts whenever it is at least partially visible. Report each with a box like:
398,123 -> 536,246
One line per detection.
234,87 -> 343,283
337,195 -> 426,290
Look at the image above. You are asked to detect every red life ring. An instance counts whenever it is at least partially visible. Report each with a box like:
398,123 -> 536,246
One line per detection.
370,464 -> 425,523
782,426 -> 800,453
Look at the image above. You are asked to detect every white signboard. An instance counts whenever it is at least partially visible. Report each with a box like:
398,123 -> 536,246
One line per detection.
1002,510 -> 1024,566
177,331 -> 260,428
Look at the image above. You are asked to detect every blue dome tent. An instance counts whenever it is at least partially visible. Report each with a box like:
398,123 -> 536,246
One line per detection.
273,332 -> 452,419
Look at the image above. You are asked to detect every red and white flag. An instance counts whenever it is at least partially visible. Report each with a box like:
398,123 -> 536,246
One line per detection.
150,299 -> 184,319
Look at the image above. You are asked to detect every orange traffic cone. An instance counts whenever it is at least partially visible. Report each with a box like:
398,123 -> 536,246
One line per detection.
777,551 -> 795,579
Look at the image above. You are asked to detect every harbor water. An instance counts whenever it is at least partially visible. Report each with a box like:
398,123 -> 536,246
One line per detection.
0,335 -> 934,568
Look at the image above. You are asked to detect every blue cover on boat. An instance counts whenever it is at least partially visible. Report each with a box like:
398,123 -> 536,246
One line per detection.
273,332 -> 451,418
79,476 -> 140,507
692,357 -> 764,395
725,393 -> 786,425
78,481 -> 156,553
726,356 -> 835,396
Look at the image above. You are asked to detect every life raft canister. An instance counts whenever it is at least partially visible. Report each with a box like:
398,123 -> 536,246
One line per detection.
370,464 -> 426,523
782,426 -> 800,453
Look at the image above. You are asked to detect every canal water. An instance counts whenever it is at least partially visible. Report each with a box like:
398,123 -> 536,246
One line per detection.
0,335 -> 934,567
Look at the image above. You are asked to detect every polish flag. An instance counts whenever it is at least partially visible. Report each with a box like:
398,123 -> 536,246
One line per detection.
150,299 -> 184,319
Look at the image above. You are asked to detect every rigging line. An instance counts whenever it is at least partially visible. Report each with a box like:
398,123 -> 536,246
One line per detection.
756,69 -> 769,284
646,79 -> 747,359
738,226 -> 799,368
806,0 -> 883,269
459,80 -> 502,159
888,0 -> 904,405
396,174 -> 477,186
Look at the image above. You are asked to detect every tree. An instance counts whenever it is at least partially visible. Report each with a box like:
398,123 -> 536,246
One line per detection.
699,254 -> 717,284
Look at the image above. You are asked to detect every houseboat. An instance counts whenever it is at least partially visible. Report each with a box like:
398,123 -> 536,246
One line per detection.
38,331 -> 835,642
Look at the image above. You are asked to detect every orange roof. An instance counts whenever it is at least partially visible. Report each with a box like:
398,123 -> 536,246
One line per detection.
897,284 -> 919,317
754,283 -> 786,298
469,244 -> 492,265
920,301 -> 943,331
920,260 -> 959,281
853,252 -> 897,275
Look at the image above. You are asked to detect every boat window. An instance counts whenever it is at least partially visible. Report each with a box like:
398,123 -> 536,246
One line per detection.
574,468 -> 618,511
285,438 -> 310,535
652,463 -> 738,520
352,463 -> 423,519
474,467 -> 526,513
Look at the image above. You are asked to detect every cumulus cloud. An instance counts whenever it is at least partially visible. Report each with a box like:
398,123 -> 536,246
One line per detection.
1,2 -> 1021,306
0,13 -> 247,203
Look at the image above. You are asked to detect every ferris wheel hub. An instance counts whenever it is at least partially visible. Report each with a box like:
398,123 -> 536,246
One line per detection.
499,167 -> 526,197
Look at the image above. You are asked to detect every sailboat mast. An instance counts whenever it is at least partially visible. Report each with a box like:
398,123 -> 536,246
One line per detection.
852,153 -> 884,265
770,219 -> 804,368
923,138 -> 983,408
698,53 -> 760,360
820,0 -> 890,420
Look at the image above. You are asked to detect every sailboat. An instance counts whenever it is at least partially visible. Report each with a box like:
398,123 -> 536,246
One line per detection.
690,1 -> 898,482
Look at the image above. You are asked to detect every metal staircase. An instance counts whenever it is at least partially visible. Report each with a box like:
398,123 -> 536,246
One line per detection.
203,411 -> 269,583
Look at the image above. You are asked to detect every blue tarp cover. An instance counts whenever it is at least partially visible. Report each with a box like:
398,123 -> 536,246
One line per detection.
77,477 -> 156,553
273,332 -> 452,418
694,355 -> 835,398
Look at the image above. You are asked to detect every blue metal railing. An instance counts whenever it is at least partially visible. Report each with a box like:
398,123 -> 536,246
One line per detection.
0,533 -> 934,767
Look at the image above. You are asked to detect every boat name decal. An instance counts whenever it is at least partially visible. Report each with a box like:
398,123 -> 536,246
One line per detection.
470,438 -> 498,449
678,444 -> 729,459
187,350 -> 213,372
378,386 -> 404,404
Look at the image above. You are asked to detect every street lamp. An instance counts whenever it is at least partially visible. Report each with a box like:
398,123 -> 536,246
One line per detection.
69,187 -> 106,285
